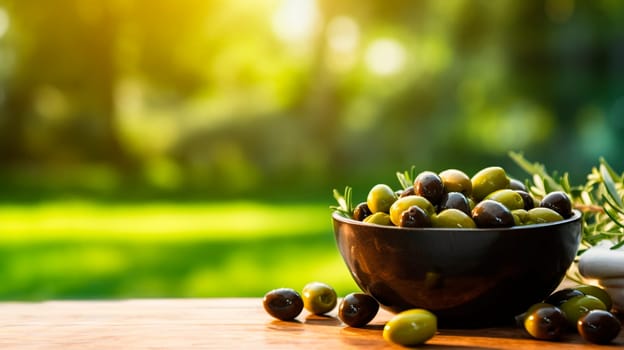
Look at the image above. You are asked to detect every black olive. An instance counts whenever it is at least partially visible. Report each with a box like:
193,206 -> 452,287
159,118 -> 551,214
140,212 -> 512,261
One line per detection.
263,288 -> 304,321
399,186 -> 415,198
471,199 -> 514,228
578,309 -> 622,344
509,178 -> 527,192
353,202 -> 372,221
544,288 -> 584,307
515,190 -> 535,211
438,192 -> 471,216
338,292 -> 379,327
540,191 -> 573,218
399,205 -> 431,228
414,171 -> 444,205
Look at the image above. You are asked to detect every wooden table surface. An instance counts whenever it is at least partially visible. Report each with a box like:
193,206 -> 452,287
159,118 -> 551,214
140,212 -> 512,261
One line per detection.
0,298 -> 622,349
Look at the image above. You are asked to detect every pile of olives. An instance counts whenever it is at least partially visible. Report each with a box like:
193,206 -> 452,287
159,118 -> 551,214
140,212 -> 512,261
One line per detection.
353,166 -> 573,229
263,282 -> 437,346
520,284 -> 621,344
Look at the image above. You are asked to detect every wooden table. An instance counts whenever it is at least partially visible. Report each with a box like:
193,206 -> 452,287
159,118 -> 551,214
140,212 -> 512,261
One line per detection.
0,298 -> 622,349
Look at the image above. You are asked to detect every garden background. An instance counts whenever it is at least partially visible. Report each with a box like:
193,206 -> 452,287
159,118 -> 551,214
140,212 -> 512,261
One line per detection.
0,0 -> 623,300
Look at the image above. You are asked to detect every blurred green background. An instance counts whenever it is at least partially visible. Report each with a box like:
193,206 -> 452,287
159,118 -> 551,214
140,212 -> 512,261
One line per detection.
0,0 -> 623,300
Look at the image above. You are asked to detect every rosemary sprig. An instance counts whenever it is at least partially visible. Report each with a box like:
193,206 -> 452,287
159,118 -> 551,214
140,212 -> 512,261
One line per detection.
330,186 -> 354,218
396,165 -> 417,190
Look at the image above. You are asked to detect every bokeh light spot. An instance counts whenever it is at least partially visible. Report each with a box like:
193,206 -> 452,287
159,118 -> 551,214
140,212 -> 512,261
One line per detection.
272,0 -> 321,43
365,38 -> 406,76
327,16 -> 359,54
0,7 -> 9,39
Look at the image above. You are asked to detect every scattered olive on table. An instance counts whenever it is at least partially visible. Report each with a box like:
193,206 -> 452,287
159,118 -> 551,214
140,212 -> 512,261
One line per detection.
264,282 -> 620,345
560,294 -> 607,328
383,309 -> 437,347
263,288 -> 304,321
519,284 -> 620,344
573,284 -> 613,311
523,305 -> 567,340
338,292 -> 380,328
302,281 -> 338,315
577,309 -> 622,344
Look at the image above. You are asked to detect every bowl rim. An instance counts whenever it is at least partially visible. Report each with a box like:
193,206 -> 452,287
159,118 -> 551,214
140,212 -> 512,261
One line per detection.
332,208 -> 582,232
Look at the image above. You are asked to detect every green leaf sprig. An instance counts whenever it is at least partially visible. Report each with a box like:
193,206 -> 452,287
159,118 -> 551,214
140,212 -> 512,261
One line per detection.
396,165 -> 417,190
330,186 -> 354,218
509,151 -> 624,254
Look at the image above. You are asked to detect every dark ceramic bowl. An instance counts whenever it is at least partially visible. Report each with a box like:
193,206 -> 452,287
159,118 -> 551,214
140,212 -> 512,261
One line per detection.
332,210 -> 582,328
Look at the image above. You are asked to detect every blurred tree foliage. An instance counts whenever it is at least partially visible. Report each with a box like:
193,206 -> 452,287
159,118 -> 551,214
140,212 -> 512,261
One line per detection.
0,0 -> 623,201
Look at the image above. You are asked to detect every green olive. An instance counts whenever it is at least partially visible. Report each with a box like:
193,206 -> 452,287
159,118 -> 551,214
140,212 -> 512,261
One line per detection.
523,305 -> 566,340
527,207 -> 563,224
574,284 -> 613,311
263,288 -> 304,321
471,199 -> 514,228
578,309 -> 622,344
389,195 -> 435,226
439,169 -> 472,196
302,281 -> 338,315
414,171 -> 445,205
540,191 -> 573,218
363,212 -> 393,226
432,209 -> 476,228
338,292 -> 379,328
511,209 -> 530,226
471,166 -> 510,201
367,184 -> 397,214
485,189 -> 525,211
516,302 -> 554,325
560,294 -> 607,328
383,309 -> 437,346
399,205 -> 431,228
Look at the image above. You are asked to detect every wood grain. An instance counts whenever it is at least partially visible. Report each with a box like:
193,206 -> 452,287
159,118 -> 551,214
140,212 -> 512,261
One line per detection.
0,298 -> 621,349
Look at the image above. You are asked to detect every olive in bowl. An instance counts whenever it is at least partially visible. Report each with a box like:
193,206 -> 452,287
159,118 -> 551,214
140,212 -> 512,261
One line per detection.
331,210 -> 582,328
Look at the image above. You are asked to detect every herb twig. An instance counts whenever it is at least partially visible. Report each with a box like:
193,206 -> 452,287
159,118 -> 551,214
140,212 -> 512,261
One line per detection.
330,186 -> 354,218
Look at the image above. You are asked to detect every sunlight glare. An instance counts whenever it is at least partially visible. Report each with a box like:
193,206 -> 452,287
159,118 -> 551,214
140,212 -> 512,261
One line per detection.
326,16 -> 359,53
272,0 -> 321,43
365,38 -> 406,76
0,7 -> 9,39
325,16 -> 360,73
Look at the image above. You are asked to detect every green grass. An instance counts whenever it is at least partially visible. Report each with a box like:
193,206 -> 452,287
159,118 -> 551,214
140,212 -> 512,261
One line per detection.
0,200 -> 359,300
